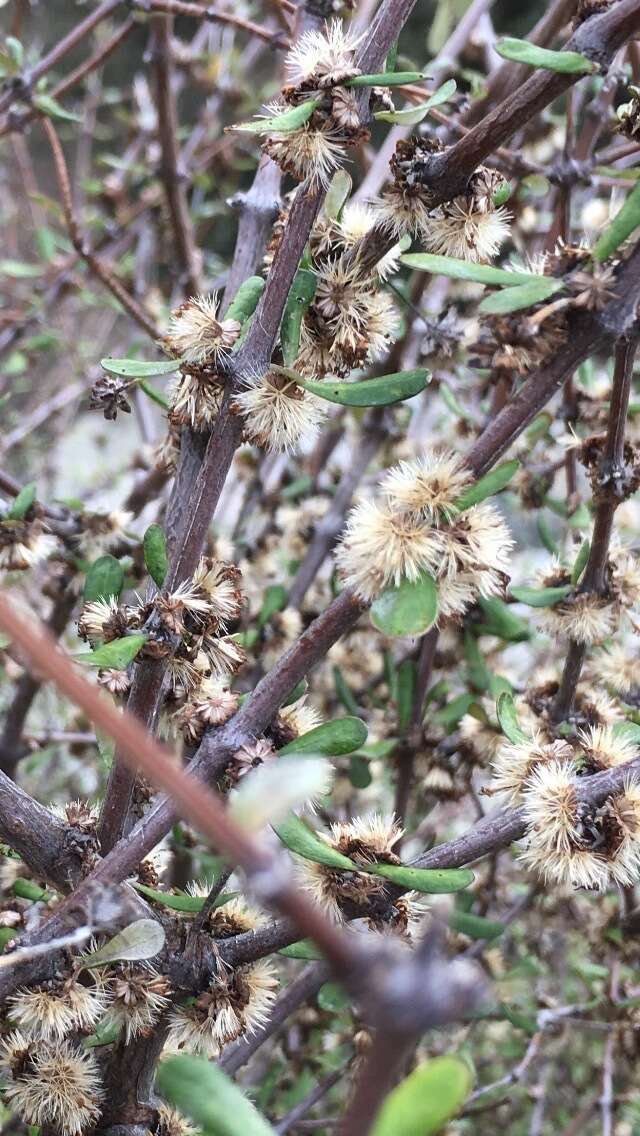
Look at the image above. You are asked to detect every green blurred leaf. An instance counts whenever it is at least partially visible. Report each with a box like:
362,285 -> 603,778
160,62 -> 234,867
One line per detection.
258,584 -> 287,628
478,277 -> 563,315
401,253 -> 536,285
594,181 -> 640,261
348,754 -> 372,788
280,717 -> 368,756
101,357 -> 180,378
454,460 -> 519,511
78,634 -> 147,669
374,78 -> 457,123
396,659 -> 416,732
571,539 -> 590,585
370,573 -> 438,637
368,863 -> 474,894
158,1054 -> 277,1136
495,37 -> 597,75
83,556 -> 124,603
298,368 -> 430,407
510,584 -> 571,607
143,524 -> 168,588
317,982 -> 350,1012
496,690 -> 529,745
333,665 -> 360,715
81,920 -> 165,968
233,97 -> 321,134
476,597 -> 530,642
6,482 -> 36,520
371,1056 -> 472,1136
225,276 -> 265,325
274,815 -> 356,869
280,269 -> 317,367
324,170 -> 352,221
449,910 -> 505,940
348,70 -> 427,87
33,93 -> 83,122
279,939 -> 324,960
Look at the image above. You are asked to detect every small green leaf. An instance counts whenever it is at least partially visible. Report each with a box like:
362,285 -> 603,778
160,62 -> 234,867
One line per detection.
593,180 -> 640,262
374,78 -> 457,123
258,584 -> 287,628
333,665 -> 360,715
496,690 -> 529,745
83,1020 -> 122,1048
571,539 -> 591,585
280,717 -> 368,756
396,659 -> 416,733
449,910 -> 505,940
84,555 -> 124,603
6,482 -> 36,520
225,276 -> 265,325
79,633 -> 148,669
279,939 -> 324,960
158,1055 -> 277,1136
100,357 -> 180,378
612,722 -> 640,744
370,573 -> 438,638
6,36 -> 23,68
33,93 -> 83,122
478,277 -> 564,315
232,97 -> 321,134
401,253 -> 537,286
371,1056 -> 472,1136
348,70 -> 427,87
476,597 -> 530,642
274,815 -> 357,870
0,927 -> 16,952
367,863 -> 474,894
280,268 -> 317,367
349,754 -> 372,788
432,693 -> 476,728
454,460 -> 519,511
317,982 -> 350,1012
138,379 -> 170,409
132,882 -> 237,912
495,37 -> 598,75
537,513 -> 558,556
510,584 -> 571,607
0,259 -> 42,278
298,368 -> 430,407
13,878 -> 49,901
143,524 -> 168,587
493,182 -> 512,207
324,170 -> 352,221
81,919 -> 165,968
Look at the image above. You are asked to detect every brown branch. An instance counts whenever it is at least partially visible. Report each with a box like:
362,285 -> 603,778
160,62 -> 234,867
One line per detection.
130,0 -> 290,46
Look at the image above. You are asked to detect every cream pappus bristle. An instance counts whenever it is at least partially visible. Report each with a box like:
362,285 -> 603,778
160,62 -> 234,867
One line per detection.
165,959 -> 278,1057
335,497 -> 443,601
165,294 -> 241,366
234,370 -> 327,454
423,200 -> 511,263
576,724 -> 637,773
380,451 -> 472,523
284,19 -> 362,85
0,1035 -> 103,1136
99,963 -> 171,1044
538,593 -> 617,645
263,121 -> 346,189
7,977 -> 106,1041
491,734 -> 575,804
0,521 -> 57,572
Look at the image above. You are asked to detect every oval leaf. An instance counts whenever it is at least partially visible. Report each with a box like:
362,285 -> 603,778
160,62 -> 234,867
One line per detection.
478,277 -> 564,315
299,368 -> 430,407
101,357 -> 180,378
84,555 -> 124,603
476,597 -> 530,642
449,910 -> 505,940
371,1056 -> 472,1136
368,863 -> 474,894
280,717 -> 368,756
495,37 -> 597,75
374,78 -> 456,124
401,253 -> 537,286
370,573 -> 438,638
143,524 -> 168,588
496,690 -> 529,745
81,919 -> 165,968
324,170 -> 352,221
279,939 -> 324,960
348,70 -> 427,87
274,814 -> 357,870
158,1055 -> 277,1136
593,180 -> 640,262
258,584 -> 288,628
510,584 -> 571,607
232,97 -> 321,135
6,482 -> 36,520
571,538 -> 591,585
281,268 -> 317,367
225,275 -> 265,325
454,460 -> 519,511
79,633 -> 148,669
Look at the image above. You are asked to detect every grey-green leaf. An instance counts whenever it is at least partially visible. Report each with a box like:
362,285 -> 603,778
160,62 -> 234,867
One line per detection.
6,483 -> 36,520
593,181 -> 640,262
401,253 -> 537,286
370,572 -> 438,638
348,70 -> 427,87
274,814 -> 357,870
495,37 -> 598,75
158,1055 -> 277,1136
232,97 -> 321,135
324,170 -> 352,221
478,277 -> 564,315
225,276 -> 265,325
143,524 -> 168,588
510,584 -> 571,607
372,1056 -> 473,1136
84,555 -> 124,603
280,716 -> 368,756
33,93 -> 83,122
454,460 -> 519,511
81,919 -> 165,968
279,939 -> 324,960
281,268 -> 317,367
132,882 -> 237,912
449,910 -> 505,940
496,690 -> 530,745
374,78 -> 456,124
79,633 -> 148,669
101,357 -> 180,378
298,368 -> 430,407
367,863 -> 474,894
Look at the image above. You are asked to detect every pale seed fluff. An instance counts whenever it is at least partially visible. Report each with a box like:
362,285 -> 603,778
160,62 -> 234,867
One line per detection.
491,733 -> 575,804
99,963 -> 171,1044
234,371 -> 327,454
165,294 -> 241,366
380,450 -> 472,523
373,185 -> 434,241
0,1032 -> 103,1136
576,723 -> 638,774
423,198 -> 511,263
284,20 -> 361,85
337,202 -> 402,278
75,509 -> 133,560
593,643 -> 639,696
537,592 -> 617,645
0,519 -> 57,572
165,959 -> 277,1057
263,118 -> 346,189
7,976 -> 106,1041
277,695 -> 323,740
520,760 -> 640,891
155,1103 -> 198,1136
335,496 -> 443,601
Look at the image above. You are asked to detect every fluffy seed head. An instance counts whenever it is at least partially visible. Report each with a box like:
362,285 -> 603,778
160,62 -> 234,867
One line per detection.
263,121 -> 346,188
284,20 -> 362,85
100,963 -> 171,1043
335,497 -> 443,600
538,592 -> 617,645
380,451 -> 472,522
0,1035 -> 103,1136
0,518 -> 57,572
234,371 -> 327,454
491,734 -> 575,803
165,960 -> 277,1056
165,294 -> 241,365
7,976 -> 106,1041
424,198 -> 511,262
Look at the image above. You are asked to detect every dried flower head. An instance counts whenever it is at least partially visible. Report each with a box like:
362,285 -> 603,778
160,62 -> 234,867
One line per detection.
380,450 -> 472,523
424,198 -> 511,262
263,117 -> 347,189
0,516 -> 57,572
0,1033 -> 103,1135
164,294 -> 241,365
7,975 -> 106,1041
302,814 -> 402,920
154,1103 -> 198,1136
169,369 -> 224,430
491,733 -> 575,803
335,497 -> 443,600
285,20 -> 362,87
166,959 -> 277,1056
100,963 -> 171,1043
234,371 -> 327,454
76,509 -> 132,560
575,724 -> 637,774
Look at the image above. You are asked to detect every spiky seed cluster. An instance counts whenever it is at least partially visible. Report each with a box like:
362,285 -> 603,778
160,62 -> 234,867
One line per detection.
233,371 -> 327,454
75,509 -> 132,560
270,695 -> 323,748
7,974 -> 106,1041
172,677 -> 239,744
155,1103 -> 198,1136
535,550 -> 640,645
165,294 -> 241,366
166,959 -> 277,1057
520,760 -> 640,891
592,643 -> 639,698
284,20 -> 362,87
335,448 -> 513,608
617,85 -> 640,138
302,814 -> 422,933
0,512 -> 57,572
221,737 -> 277,790
376,143 -> 510,262
99,963 -> 171,1043
491,733 -> 575,804
0,1032 -> 103,1136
